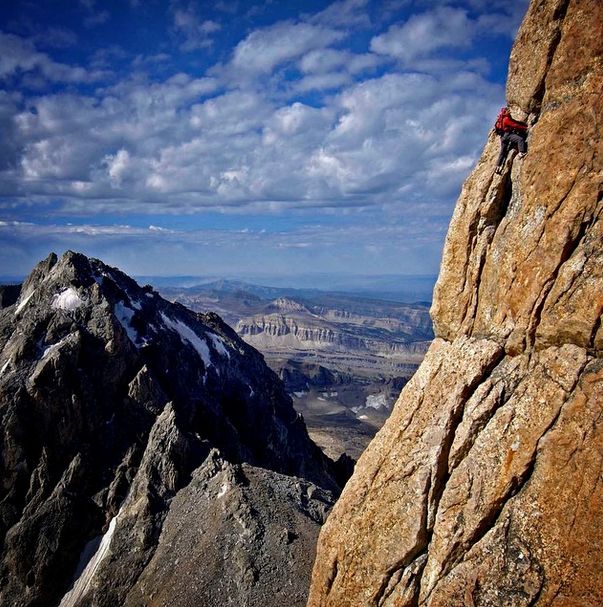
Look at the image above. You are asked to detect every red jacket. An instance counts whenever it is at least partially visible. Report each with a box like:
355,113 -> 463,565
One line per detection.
502,115 -> 528,132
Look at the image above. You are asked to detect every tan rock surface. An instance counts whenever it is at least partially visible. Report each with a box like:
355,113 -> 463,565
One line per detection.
308,0 -> 603,605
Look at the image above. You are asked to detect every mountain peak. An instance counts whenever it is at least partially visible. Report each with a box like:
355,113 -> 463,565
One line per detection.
268,297 -> 310,313
1,250 -> 339,606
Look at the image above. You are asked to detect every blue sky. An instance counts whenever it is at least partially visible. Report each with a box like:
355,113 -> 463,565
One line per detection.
0,0 -> 528,281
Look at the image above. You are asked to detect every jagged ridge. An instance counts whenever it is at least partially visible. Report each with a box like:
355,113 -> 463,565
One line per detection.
0,251 -> 340,607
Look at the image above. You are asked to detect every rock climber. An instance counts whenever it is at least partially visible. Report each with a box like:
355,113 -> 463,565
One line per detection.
494,107 -> 528,174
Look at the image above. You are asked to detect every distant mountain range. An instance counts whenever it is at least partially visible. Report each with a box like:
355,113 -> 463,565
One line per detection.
135,274 -> 437,303
160,280 -> 434,459
160,282 -> 433,379
2,274 -> 436,303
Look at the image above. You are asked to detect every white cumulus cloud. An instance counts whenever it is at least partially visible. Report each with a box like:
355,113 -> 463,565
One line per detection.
105,149 -> 131,186
172,2 -> 221,51
0,32 -> 109,83
370,7 -> 474,63
231,22 -> 345,73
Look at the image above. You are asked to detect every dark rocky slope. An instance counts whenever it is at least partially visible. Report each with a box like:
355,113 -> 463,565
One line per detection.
0,251 -> 339,607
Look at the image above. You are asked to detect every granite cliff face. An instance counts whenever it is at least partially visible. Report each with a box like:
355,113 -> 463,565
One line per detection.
308,0 -> 603,605
0,251 -> 339,607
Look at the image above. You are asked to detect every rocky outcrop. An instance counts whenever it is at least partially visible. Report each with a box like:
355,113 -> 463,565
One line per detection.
238,314 -> 429,356
266,297 -> 312,313
0,251 -> 339,607
122,450 -> 332,607
236,301 -> 431,385
308,0 -> 603,605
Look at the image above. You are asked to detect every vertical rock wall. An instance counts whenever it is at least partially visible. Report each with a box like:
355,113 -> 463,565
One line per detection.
307,0 -> 603,605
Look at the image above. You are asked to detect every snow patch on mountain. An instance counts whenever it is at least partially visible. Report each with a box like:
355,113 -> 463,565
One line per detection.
15,290 -> 35,315
208,333 -> 230,359
52,288 -> 84,311
364,393 -> 389,410
42,335 -> 71,359
129,297 -> 142,311
160,313 -> 211,367
59,511 -> 121,607
114,301 -> 139,345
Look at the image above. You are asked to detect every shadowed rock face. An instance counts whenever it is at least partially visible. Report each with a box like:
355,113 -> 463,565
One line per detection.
0,284 -> 21,309
308,1 -> 603,606
0,251 -> 339,607
121,451 -> 333,607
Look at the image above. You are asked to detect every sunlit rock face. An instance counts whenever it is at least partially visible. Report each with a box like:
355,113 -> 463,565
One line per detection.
308,0 -> 603,605
0,250 -> 339,607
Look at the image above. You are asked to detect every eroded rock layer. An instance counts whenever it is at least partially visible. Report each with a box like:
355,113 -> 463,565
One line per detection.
308,0 -> 603,605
